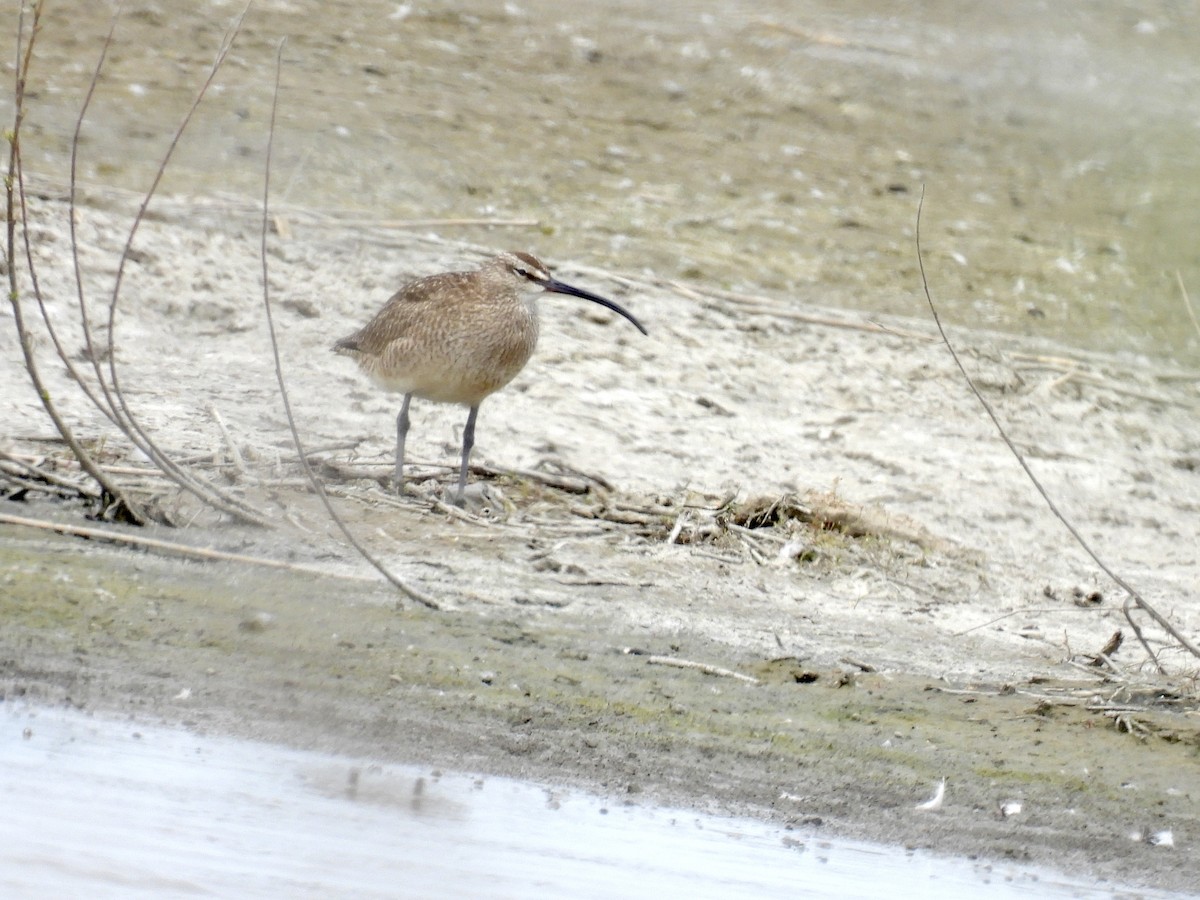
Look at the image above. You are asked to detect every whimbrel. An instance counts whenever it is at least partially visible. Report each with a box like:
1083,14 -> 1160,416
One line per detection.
333,251 -> 646,503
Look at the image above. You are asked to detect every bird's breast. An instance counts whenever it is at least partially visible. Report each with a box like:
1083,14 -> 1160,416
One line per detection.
361,299 -> 538,406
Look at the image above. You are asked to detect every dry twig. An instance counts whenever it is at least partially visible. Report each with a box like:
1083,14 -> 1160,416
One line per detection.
6,3 -> 278,526
636,652 -> 761,685
86,3 -> 272,527
1178,271 -> 1200,341
0,511 -> 369,579
257,39 -> 437,610
915,187 -> 1200,669
6,2 -> 146,523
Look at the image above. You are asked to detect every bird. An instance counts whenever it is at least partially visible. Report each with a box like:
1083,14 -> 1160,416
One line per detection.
333,251 -> 647,504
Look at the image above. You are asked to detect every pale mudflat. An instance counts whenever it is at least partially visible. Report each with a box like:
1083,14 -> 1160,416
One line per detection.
2,196 -> 1197,894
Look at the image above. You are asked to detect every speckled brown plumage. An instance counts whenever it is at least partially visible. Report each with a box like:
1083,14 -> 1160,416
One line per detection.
333,251 -> 647,504
334,253 -> 541,407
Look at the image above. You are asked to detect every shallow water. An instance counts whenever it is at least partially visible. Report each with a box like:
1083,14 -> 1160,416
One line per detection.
0,704 -> 1179,899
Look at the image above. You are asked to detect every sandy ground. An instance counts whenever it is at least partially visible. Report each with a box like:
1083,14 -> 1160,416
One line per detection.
3,0 -> 1200,893
3,194 -> 1200,892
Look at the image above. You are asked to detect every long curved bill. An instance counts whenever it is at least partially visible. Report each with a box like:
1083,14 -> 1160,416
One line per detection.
544,278 -> 648,336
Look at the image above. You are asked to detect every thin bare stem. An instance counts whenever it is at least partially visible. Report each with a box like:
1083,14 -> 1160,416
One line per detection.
81,2 -> 271,527
6,0 -> 147,522
0,511 -> 374,580
258,39 -> 439,609
68,1 -> 125,421
10,6 -> 127,438
1177,271 -> 1200,342
915,187 -> 1199,668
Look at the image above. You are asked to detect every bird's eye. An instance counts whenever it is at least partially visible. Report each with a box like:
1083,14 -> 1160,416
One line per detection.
514,267 -> 529,278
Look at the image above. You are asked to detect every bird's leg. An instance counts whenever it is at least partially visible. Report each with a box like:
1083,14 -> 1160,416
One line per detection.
455,404 -> 480,505
394,393 -> 413,494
